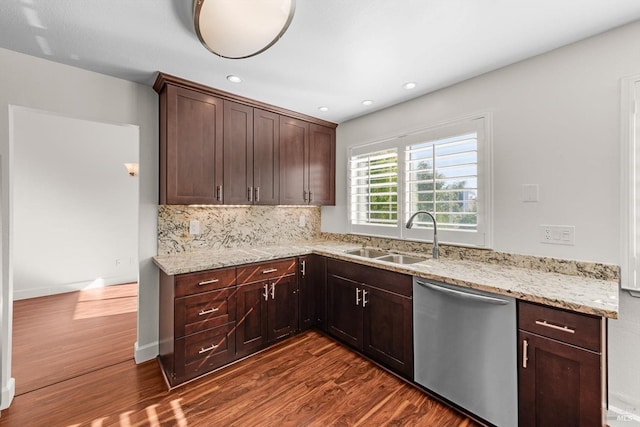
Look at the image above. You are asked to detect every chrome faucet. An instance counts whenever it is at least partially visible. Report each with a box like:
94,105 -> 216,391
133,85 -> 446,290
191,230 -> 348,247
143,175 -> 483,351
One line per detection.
406,211 -> 439,260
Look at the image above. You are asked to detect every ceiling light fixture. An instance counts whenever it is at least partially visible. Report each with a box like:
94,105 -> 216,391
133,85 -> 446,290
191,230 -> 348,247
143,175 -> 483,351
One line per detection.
226,75 -> 242,83
194,0 -> 296,59
362,100 -> 374,106
318,106 -> 329,112
403,82 -> 417,90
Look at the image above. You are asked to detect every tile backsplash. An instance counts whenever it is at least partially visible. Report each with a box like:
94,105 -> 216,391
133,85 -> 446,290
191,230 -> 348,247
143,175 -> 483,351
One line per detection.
158,205 -> 321,255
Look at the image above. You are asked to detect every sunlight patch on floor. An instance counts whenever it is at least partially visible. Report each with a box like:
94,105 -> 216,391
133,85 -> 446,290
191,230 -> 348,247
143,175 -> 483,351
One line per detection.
73,283 -> 138,320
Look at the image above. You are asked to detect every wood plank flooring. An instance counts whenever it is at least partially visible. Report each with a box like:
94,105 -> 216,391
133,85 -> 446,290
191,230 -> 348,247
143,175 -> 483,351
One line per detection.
3,284 -> 477,426
11,283 -> 137,395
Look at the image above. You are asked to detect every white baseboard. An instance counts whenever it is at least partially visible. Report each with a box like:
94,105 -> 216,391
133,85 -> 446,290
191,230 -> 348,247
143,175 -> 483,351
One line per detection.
134,340 -> 158,364
13,276 -> 138,300
0,377 -> 15,410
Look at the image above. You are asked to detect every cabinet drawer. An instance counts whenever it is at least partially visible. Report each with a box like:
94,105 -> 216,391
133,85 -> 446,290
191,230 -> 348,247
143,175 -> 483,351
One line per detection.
175,323 -> 236,380
327,258 -> 412,297
175,267 -> 236,297
175,288 -> 237,337
237,258 -> 297,284
518,301 -> 601,352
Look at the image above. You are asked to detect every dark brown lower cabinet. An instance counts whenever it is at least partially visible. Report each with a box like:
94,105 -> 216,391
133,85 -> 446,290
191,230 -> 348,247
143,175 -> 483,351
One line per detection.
518,301 -> 606,427
326,259 -> 413,379
298,255 -> 326,331
236,259 -> 299,358
235,281 -> 268,357
158,268 -> 237,387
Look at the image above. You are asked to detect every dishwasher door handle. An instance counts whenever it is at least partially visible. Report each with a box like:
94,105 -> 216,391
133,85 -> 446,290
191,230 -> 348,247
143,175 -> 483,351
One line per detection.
416,280 -> 510,305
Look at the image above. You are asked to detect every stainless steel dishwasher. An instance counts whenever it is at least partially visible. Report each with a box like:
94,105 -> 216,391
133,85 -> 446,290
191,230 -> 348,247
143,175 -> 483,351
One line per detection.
413,278 -> 517,427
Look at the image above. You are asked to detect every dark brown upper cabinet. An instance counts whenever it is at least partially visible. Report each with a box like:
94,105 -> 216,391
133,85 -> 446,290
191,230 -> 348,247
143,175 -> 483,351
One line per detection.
158,84 -> 224,205
223,101 -> 254,204
154,73 -> 336,206
280,119 -> 336,205
252,109 -> 280,205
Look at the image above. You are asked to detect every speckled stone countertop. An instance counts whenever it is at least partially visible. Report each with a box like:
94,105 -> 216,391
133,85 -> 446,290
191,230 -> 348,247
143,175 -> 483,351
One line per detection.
153,240 -> 619,319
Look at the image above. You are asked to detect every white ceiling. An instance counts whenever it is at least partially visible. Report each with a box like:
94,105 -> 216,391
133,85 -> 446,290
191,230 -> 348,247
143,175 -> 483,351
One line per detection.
1,1 -> 640,124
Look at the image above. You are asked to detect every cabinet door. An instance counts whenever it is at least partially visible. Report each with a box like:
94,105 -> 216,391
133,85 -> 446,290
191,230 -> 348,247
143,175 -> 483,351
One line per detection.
308,124 -> 335,206
279,117 -> 309,205
362,285 -> 413,379
223,101 -> 254,205
518,331 -> 602,427
327,274 -> 362,349
267,274 -> 299,342
253,109 -> 280,205
299,255 -> 327,331
236,281 -> 268,357
163,85 -> 223,205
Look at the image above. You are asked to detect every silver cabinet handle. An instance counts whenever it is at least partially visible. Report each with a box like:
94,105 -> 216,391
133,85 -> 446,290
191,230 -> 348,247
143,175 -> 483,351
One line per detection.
362,289 -> 368,307
262,268 -> 278,274
255,187 -> 260,202
303,190 -> 308,202
355,287 -> 361,306
198,278 -> 219,286
199,343 -> 219,354
522,339 -> 529,368
248,187 -> 253,202
216,185 -> 223,202
535,320 -> 575,334
300,260 -> 306,278
309,191 -> 313,203
270,283 -> 275,299
263,284 -> 269,301
198,307 -> 219,316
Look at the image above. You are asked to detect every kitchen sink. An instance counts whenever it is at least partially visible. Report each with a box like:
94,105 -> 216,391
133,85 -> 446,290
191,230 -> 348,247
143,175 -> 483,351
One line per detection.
344,248 -> 389,258
376,254 -> 427,265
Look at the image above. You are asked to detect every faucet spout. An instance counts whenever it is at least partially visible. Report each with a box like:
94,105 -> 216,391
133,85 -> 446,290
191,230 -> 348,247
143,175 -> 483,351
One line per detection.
406,211 -> 439,260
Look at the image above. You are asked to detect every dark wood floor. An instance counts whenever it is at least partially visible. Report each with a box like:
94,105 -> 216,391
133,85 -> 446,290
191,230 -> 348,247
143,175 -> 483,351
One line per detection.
3,285 -> 477,426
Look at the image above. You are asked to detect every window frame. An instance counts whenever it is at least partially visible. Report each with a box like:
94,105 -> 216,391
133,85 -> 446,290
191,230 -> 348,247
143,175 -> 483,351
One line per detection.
347,113 -> 492,248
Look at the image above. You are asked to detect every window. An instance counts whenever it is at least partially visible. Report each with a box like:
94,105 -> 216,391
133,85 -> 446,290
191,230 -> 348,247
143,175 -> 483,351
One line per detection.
348,115 -> 491,247
350,148 -> 398,227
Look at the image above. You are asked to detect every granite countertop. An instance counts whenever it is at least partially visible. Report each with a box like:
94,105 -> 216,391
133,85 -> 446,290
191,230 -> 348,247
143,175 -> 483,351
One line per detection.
153,240 -> 619,319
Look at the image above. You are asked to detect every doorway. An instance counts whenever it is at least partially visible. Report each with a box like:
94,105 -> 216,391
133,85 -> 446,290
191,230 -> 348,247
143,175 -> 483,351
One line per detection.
10,108 -> 139,395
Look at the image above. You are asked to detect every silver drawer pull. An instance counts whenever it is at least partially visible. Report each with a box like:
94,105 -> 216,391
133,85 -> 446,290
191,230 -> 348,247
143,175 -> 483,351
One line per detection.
535,320 -> 575,334
198,278 -> 219,286
522,339 -> 529,368
262,268 -> 278,274
199,344 -> 219,354
198,307 -> 219,316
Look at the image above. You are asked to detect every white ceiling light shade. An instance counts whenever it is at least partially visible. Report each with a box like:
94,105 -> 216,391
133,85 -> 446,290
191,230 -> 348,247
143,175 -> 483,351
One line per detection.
194,0 -> 296,59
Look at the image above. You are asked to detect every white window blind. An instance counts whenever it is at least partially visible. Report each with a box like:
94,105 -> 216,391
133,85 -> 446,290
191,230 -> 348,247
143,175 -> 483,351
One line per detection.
350,148 -> 398,227
348,114 -> 491,247
406,133 -> 478,232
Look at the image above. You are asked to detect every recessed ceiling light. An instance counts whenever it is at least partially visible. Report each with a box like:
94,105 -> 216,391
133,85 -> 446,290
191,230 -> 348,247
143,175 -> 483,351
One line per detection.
403,82 -> 417,90
226,75 -> 242,83
318,106 -> 329,112
362,100 -> 373,106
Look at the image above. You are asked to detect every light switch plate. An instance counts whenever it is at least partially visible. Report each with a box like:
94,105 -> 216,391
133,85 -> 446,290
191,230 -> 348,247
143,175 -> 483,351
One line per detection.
189,220 -> 200,235
539,225 -> 575,245
523,184 -> 539,202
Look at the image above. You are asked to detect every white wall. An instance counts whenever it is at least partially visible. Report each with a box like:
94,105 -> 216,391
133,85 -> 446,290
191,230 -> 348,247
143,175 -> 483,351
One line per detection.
12,109 -> 139,300
323,21 -> 640,420
0,47 -> 159,409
